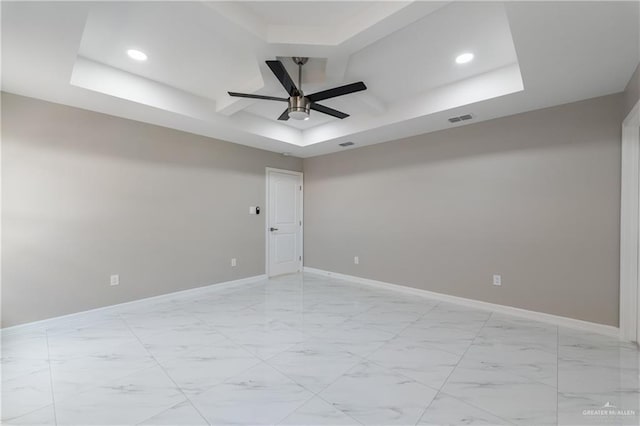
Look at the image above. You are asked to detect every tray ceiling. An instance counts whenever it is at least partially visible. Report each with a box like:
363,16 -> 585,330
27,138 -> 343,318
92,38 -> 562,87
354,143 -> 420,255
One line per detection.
2,1 -> 638,157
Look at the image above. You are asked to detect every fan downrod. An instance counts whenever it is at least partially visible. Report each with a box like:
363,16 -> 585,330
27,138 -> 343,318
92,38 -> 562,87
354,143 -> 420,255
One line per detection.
291,57 -> 308,97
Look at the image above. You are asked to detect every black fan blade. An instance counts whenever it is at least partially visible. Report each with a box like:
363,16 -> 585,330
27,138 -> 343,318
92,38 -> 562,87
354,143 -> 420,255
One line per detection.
266,60 -> 299,97
277,109 -> 290,121
306,82 -> 366,102
310,103 -> 349,119
228,92 -> 288,102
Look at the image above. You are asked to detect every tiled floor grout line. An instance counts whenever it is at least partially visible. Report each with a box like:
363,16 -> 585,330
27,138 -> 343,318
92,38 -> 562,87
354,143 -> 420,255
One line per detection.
117,313 -> 212,426
311,393 -> 367,425
133,400 -> 196,426
358,307 -> 451,425
262,282 -> 441,425
281,300 -> 446,425
413,311 -> 515,426
367,301 -> 442,338
190,281 -> 368,425
437,390 -> 520,426
268,352 -> 367,425
44,329 -> 59,426
358,301 -> 442,364
263,345 -> 367,425
260,356 -> 366,426
271,394 -> 325,426
188,309 -> 290,362
161,302 -> 335,425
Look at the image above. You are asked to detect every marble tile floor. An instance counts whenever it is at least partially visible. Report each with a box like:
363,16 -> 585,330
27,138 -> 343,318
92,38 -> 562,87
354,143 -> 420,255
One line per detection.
2,273 -> 639,425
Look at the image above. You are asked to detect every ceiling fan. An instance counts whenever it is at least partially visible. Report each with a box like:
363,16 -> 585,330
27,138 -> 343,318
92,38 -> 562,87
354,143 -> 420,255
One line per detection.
228,57 -> 367,121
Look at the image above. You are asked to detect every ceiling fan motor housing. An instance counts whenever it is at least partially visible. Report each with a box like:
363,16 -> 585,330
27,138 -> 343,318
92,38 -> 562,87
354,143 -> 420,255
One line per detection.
288,96 -> 310,120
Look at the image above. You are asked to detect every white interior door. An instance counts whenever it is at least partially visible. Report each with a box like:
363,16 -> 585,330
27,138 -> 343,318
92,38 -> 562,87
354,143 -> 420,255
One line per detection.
267,169 -> 302,277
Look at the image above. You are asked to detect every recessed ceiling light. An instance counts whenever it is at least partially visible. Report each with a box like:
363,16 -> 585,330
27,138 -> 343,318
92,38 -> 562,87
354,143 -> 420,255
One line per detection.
455,52 -> 474,64
127,49 -> 147,61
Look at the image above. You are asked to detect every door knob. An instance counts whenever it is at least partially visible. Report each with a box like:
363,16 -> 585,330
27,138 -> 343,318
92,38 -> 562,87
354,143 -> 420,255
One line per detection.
270,227 -> 279,232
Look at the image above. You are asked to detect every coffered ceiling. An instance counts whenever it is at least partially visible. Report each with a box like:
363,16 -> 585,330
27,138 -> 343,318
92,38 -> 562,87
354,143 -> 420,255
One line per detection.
2,1 -> 638,157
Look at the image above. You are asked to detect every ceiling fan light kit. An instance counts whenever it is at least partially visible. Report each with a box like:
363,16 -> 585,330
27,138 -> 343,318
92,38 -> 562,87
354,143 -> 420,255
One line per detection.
228,57 -> 367,121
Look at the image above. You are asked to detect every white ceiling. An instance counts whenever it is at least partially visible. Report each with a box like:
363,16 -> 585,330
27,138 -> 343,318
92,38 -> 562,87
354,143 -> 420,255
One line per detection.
242,1 -> 372,27
78,3 -> 261,102
2,1 -> 638,158
346,2 -> 518,104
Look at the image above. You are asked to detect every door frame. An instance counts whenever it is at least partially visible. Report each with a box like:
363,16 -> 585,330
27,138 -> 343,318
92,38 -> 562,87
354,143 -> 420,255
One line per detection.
265,167 -> 304,277
620,99 -> 640,342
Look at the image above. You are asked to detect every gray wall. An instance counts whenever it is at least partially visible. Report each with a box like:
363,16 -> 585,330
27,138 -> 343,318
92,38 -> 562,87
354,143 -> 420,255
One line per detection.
624,62 -> 640,117
304,94 -> 623,326
1,91 -> 626,327
1,93 -> 302,327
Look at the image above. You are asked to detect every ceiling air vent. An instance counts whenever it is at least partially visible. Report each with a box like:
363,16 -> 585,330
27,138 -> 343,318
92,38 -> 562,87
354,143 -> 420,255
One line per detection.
448,114 -> 474,123
339,142 -> 355,147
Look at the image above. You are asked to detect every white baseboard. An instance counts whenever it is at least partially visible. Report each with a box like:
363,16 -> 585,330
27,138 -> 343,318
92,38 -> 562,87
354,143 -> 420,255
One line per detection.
5,269 -> 621,339
304,267 -> 621,338
1,274 -> 267,333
